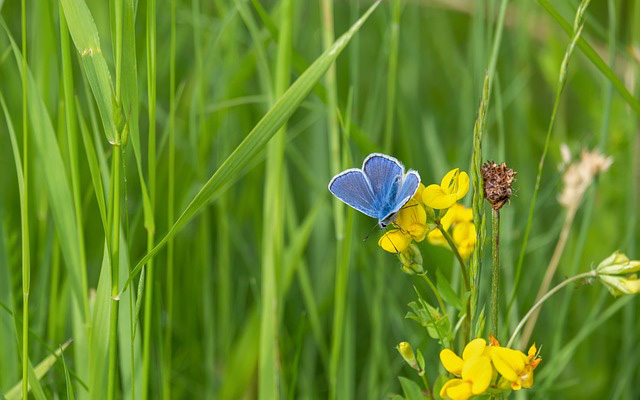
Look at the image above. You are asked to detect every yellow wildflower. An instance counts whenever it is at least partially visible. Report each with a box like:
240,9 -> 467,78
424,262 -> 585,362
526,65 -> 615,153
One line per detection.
378,199 -> 428,253
439,339 -> 492,400
423,168 -> 470,209
427,204 -> 473,245
489,343 -> 541,391
452,222 -> 476,260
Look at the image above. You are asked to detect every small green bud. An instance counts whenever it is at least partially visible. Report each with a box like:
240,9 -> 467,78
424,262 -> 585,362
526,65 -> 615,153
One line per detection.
398,243 -> 423,275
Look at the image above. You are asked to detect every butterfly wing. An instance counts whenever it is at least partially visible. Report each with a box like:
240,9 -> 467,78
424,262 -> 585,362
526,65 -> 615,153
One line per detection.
362,153 -> 404,199
328,169 -> 378,218
380,170 -> 421,223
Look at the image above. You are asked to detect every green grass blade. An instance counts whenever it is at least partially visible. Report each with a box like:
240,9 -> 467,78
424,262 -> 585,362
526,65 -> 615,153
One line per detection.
538,0 -> 640,115
121,0 -> 382,293
59,0 -> 118,143
5,339 -> 72,400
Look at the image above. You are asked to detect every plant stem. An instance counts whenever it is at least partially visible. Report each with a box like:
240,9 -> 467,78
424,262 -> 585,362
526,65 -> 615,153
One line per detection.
142,0 -> 156,397
419,371 -> 433,400
164,0 -> 176,396
419,273 -> 446,315
20,0 -> 29,397
491,209 -> 500,337
437,225 -> 471,342
108,145 -> 122,400
506,270 -> 597,348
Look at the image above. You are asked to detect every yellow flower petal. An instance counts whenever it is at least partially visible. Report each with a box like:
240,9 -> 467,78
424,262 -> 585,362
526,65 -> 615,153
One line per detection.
440,168 -> 460,194
427,229 -> 447,246
396,200 -> 426,230
440,379 -> 468,400
489,347 -> 527,383
423,184 -> 457,209
378,230 -> 412,253
461,356 -> 492,394
454,171 -> 470,200
440,349 -> 464,376
444,380 -> 474,400
462,338 -> 486,361
528,343 -> 537,359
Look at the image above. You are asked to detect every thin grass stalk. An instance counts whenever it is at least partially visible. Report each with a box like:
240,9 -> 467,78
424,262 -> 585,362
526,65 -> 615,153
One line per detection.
107,146 -> 122,400
141,0 -> 156,397
506,0 -> 591,322
383,0 -> 401,153
506,270 -> 596,348
163,0 -> 176,396
20,0 -> 30,397
108,0 -> 125,396
490,209 -> 500,337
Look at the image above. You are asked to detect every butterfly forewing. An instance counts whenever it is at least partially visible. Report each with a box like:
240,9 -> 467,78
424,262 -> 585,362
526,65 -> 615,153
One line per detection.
362,153 -> 404,198
328,169 -> 378,219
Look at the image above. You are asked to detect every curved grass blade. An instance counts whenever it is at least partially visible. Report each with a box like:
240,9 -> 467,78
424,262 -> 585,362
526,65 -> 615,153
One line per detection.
59,0 -> 117,143
120,0 -> 382,294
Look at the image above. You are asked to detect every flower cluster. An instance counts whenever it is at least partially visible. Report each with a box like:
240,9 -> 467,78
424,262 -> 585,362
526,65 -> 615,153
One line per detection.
596,252 -> 640,296
439,338 -> 541,400
378,168 -> 476,261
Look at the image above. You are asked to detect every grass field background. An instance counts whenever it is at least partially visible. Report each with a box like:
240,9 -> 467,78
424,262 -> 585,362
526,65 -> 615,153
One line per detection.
0,0 -> 638,398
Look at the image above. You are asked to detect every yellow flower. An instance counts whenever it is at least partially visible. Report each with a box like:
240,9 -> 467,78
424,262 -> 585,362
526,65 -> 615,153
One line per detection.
452,222 -> 476,260
378,199 -> 428,253
489,343 -> 541,391
439,339 -> 492,400
423,168 -> 470,209
426,204 -> 475,259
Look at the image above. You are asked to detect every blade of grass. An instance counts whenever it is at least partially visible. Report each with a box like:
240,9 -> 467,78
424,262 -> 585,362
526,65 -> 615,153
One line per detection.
258,0 -> 293,397
538,0 -> 640,116
120,0 -> 382,294
20,0 -> 29,396
141,0 -> 156,397
163,0 -> 176,397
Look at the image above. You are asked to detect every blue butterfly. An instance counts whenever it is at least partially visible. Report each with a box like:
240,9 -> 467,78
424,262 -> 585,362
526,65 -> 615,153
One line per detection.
328,153 -> 421,229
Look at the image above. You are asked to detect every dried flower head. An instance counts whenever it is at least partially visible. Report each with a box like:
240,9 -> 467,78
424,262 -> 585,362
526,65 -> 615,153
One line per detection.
481,161 -> 516,210
558,147 -> 612,210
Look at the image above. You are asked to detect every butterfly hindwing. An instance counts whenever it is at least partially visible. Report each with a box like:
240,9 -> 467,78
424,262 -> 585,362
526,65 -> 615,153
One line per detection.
328,169 -> 378,219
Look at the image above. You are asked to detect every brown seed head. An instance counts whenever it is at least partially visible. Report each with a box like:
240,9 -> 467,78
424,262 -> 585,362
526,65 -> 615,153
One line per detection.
481,161 -> 516,210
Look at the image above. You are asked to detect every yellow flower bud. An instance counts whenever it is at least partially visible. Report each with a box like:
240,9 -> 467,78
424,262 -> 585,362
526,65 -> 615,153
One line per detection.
596,252 -> 640,275
396,342 -> 419,370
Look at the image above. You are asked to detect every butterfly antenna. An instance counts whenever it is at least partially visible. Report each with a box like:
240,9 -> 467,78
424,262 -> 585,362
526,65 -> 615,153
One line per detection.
363,221 -> 380,241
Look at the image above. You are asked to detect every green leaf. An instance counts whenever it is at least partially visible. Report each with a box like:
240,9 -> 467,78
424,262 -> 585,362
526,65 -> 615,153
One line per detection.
398,377 -> 425,400
121,0 -> 382,294
5,340 -> 72,400
436,269 -> 463,311
59,0 -> 118,143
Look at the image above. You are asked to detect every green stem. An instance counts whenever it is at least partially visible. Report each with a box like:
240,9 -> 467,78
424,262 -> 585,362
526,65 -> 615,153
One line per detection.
437,225 -> 471,342
20,0 -> 29,396
506,270 -> 597,348
491,209 -> 500,337
419,273 -> 446,315
419,371 -> 433,400
163,0 -> 176,396
141,0 -> 156,397
108,145 -> 122,400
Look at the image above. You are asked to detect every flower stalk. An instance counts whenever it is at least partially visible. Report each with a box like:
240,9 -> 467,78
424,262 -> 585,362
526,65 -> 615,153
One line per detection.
491,209 -> 500,337
437,224 -> 471,342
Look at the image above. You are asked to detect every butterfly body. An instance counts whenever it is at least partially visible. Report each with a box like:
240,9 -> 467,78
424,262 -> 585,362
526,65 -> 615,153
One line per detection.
328,153 -> 421,229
